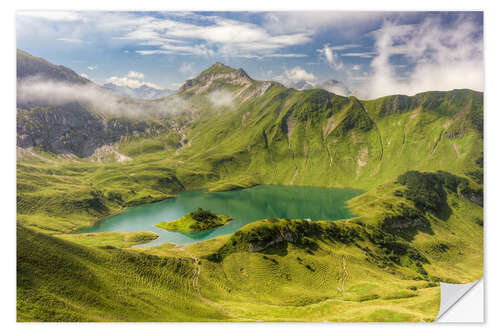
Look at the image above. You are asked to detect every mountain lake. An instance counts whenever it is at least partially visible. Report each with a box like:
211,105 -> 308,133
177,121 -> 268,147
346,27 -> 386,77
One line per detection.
78,185 -> 364,247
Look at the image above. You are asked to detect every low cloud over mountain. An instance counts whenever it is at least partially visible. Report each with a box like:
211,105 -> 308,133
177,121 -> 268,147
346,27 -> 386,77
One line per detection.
102,83 -> 174,100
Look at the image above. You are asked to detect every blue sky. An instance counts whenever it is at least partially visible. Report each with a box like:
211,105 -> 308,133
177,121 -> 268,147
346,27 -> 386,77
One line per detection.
16,11 -> 483,98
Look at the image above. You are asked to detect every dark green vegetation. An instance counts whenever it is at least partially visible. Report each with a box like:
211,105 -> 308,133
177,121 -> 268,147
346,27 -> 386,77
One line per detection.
17,55 -> 483,322
156,208 -> 232,232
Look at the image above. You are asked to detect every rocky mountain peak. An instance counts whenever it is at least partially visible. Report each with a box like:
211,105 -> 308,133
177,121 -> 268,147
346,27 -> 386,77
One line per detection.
179,62 -> 253,94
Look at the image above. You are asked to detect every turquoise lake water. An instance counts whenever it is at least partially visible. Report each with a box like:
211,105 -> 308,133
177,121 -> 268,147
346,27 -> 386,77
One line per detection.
78,185 -> 363,246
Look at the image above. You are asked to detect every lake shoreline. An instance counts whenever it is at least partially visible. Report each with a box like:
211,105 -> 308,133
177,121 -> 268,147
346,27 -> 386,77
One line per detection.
77,185 -> 364,247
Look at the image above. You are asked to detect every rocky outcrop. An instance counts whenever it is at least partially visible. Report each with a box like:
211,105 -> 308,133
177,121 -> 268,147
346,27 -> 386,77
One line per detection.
178,62 -> 277,100
179,62 -> 253,94
17,103 -> 165,157
90,145 -> 132,163
461,190 -> 483,207
381,215 -> 429,231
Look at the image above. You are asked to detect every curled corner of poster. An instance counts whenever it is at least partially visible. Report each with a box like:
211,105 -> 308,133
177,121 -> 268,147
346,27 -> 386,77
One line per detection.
436,278 -> 484,322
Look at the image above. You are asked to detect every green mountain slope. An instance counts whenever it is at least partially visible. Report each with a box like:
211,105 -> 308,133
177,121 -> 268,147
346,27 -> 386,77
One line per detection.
16,58 -> 483,322
171,77 -> 482,190
17,224 -> 228,322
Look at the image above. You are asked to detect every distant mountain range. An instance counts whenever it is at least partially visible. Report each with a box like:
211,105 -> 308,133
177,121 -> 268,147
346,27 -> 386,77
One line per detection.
102,83 -> 174,100
287,79 -> 352,96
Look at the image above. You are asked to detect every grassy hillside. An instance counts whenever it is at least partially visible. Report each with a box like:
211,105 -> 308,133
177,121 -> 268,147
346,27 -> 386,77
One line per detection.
17,147 -> 185,233
174,87 -> 482,190
16,62 -> 483,322
17,169 -> 482,321
17,224 -> 228,321
137,171 -> 481,322
17,62 -> 483,234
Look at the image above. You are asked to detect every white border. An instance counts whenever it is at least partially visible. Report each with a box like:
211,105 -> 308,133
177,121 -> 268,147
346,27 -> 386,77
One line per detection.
2,0 -> 499,331
438,279 -> 484,322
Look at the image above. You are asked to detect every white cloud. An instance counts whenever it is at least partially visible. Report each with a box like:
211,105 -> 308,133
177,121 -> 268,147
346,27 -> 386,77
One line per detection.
136,44 -> 215,57
104,70 -> 160,90
143,15 -> 313,58
274,66 -> 317,86
364,16 -> 483,98
352,65 -> 361,71
341,52 -> 376,58
17,11 -> 312,59
18,11 -> 81,21
105,75 -> 161,90
127,71 -> 144,79
16,11 -> 483,97
262,12 -> 389,37
17,76 -> 190,117
318,44 -> 343,70
326,44 -> 361,51
18,77 -> 124,113
208,90 -> 234,108
79,73 -> 89,79
87,65 -> 97,71
179,63 -> 195,76
266,53 -> 307,58
286,67 -> 316,82
56,38 -> 86,43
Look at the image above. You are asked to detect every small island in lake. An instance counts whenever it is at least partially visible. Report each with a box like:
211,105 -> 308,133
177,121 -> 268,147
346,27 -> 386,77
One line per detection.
155,208 -> 232,232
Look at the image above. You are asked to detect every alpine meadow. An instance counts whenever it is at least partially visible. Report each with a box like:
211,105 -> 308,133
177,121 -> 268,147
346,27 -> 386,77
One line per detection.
16,11 -> 484,322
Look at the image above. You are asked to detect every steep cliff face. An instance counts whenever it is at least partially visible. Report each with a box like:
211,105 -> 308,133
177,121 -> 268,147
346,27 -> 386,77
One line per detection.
17,103 -> 166,157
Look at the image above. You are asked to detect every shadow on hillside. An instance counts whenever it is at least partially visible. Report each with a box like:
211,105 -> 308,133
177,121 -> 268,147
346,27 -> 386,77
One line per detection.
387,219 -> 435,242
262,241 -> 289,256
435,196 -> 453,221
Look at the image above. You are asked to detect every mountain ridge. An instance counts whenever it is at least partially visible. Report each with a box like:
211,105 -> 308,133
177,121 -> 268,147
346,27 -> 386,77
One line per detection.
16,51 -> 483,181
17,49 -> 91,85
16,49 -> 174,157
103,82 -> 174,100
